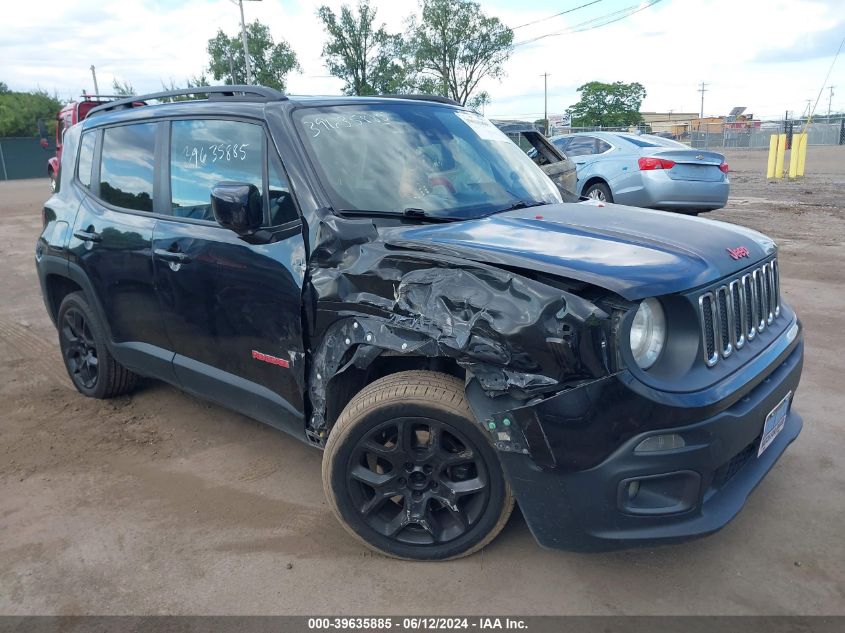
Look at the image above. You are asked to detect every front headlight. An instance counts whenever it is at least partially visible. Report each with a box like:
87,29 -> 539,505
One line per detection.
629,298 -> 666,369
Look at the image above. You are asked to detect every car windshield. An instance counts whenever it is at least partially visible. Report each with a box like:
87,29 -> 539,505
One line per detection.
293,103 -> 562,220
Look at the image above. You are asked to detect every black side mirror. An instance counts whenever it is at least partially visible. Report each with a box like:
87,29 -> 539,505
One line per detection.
211,182 -> 263,236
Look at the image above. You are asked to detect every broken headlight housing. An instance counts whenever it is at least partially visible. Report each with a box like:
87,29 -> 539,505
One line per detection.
629,298 -> 666,370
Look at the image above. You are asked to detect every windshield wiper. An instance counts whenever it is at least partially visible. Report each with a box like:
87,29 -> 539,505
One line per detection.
482,199 -> 551,217
502,199 -> 549,211
335,208 -> 458,222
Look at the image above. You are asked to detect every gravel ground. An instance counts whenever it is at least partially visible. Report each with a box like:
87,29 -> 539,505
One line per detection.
0,146 -> 843,615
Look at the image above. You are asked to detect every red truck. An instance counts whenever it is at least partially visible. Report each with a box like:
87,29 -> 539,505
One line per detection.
45,95 -> 144,191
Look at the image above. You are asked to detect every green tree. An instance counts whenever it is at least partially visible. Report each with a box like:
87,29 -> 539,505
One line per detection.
0,82 -> 10,94
467,90 -> 491,112
407,0 -> 513,106
566,81 -> 647,127
317,0 -> 409,95
112,78 -> 135,96
207,21 -> 300,91
0,89 -> 63,137
158,75 -> 212,102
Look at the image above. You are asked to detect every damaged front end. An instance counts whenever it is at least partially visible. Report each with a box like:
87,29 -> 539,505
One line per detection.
303,210 -> 627,452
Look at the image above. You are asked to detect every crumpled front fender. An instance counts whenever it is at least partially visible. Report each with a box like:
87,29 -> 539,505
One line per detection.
305,212 -> 620,443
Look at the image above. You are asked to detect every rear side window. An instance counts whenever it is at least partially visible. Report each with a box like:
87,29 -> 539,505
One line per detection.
77,131 -> 96,188
552,137 -> 571,152
170,119 -> 264,221
565,136 -> 598,157
100,123 -> 156,212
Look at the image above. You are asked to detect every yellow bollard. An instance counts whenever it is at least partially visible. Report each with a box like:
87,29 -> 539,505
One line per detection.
774,133 -> 787,179
766,134 -> 778,178
788,136 -> 800,179
797,132 -> 808,177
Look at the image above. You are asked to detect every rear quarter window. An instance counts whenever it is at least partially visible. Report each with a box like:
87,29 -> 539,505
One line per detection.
99,123 -> 157,212
77,131 -> 96,188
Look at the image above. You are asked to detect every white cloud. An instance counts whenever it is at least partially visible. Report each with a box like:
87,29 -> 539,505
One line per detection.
2,0 -> 843,119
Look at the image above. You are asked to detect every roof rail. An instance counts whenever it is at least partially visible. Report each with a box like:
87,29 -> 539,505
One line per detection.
87,85 -> 287,118
378,94 -> 462,107
79,94 -> 129,100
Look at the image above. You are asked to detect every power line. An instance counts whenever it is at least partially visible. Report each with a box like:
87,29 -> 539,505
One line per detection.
805,32 -> 845,128
511,0 -> 604,30
514,0 -> 664,47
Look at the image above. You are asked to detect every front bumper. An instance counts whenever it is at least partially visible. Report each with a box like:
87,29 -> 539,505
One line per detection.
481,326 -> 803,551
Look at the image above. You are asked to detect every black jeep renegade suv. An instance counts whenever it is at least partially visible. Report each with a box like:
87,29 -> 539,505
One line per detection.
36,86 -> 803,560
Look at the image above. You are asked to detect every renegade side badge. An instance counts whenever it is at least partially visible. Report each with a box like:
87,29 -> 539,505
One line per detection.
252,350 -> 290,368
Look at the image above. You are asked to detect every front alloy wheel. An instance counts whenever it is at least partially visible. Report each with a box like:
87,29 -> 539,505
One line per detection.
347,416 -> 490,546
323,371 -> 514,560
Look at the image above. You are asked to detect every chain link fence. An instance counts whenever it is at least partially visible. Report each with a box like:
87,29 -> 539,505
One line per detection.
0,137 -> 54,180
550,117 -> 845,150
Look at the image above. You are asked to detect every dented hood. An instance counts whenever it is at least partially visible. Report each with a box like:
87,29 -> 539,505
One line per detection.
381,203 -> 776,300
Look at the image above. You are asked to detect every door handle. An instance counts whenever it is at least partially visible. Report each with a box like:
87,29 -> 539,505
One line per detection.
154,248 -> 191,264
73,229 -> 101,242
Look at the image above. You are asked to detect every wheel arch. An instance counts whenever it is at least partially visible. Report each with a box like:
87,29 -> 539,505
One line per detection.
323,353 -> 466,436
580,175 -> 611,197
44,273 -> 83,323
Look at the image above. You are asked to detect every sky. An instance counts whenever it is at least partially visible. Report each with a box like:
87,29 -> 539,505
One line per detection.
1,0 -> 843,121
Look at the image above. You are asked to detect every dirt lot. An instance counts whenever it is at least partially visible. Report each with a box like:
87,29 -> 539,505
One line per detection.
1,146 -> 844,615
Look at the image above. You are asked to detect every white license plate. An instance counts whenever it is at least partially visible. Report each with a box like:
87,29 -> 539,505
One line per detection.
758,391 -> 792,457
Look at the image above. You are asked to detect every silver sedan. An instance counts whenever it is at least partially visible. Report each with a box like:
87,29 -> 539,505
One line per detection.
550,132 -> 730,214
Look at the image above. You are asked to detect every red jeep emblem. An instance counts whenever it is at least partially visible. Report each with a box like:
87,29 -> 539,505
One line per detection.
726,246 -> 750,260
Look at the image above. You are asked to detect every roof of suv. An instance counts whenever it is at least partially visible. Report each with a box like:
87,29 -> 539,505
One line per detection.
84,86 -> 462,125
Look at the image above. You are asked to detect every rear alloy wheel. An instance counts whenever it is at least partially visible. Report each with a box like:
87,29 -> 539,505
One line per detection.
57,292 -> 138,398
585,182 -> 613,203
323,371 -> 514,560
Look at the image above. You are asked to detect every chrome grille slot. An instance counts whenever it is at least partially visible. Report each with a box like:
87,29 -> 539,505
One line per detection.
699,292 -> 718,367
729,279 -> 745,349
698,258 -> 781,367
754,268 -> 766,332
716,286 -> 732,357
769,259 -> 780,318
742,274 -> 756,342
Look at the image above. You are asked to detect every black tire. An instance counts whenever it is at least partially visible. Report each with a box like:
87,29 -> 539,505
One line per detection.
584,181 -> 613,203
322,370 -> 514,560
57,292 -> 138,398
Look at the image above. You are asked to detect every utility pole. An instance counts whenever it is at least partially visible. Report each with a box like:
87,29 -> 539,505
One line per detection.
228,50 -> 236,85
541,73 -> 550,135
829,86 -> 836,120
698,82 -> 708,118
90,65 -> 100,97
804,99 -> 813,119
235,0 -> 262,85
